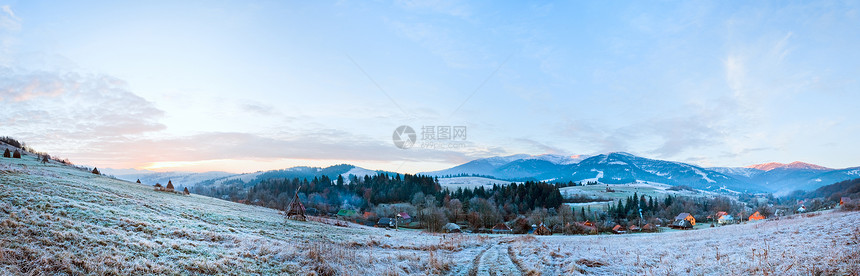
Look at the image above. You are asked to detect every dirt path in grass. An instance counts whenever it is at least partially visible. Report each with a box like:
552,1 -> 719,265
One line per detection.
470,241 -> 522,276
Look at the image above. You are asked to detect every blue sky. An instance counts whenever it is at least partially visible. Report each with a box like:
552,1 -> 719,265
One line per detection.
1,0 -> 859,173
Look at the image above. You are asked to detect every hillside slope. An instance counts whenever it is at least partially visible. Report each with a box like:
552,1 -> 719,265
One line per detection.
0,154 -> 472,275
511,210 -> 860,275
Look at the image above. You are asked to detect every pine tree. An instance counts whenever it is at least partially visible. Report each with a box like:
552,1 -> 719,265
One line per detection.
136,179 -> 141,184
2,148 -> 10,158
92,167 -> 100,174
12,149 -> 21,158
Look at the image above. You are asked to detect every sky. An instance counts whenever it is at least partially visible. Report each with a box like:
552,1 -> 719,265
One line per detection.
1,0 -> 859,174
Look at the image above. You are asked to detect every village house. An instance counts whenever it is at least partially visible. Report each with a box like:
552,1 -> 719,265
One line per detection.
718,214 -> 734,225
708,211 -> 728,222
627,224 -> 640,232
376,217 -> 394,228
641,223 -> 657,232
671,213 -> 695,229
397,212 -> 412,224
612,225 -> 626,234
573,222 -> 599,234
749,211 -> 765,221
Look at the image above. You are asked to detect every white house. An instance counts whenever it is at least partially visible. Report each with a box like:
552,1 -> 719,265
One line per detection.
717,214 -> 734,225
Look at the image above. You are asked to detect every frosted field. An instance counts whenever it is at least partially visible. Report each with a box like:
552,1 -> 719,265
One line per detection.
2,155 -> 859,275
509,211 -> 860,275
0,155 -> 480,275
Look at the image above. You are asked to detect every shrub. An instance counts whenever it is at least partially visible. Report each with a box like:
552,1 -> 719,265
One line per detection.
419,207 -> 447,232
842,201 -> 860,211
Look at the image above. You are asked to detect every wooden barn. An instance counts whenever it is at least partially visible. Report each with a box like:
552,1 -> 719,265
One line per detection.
492,223 -> 512,234
534,223 -> 552,235
749,211 -> 765,221
641,223 -> 657,232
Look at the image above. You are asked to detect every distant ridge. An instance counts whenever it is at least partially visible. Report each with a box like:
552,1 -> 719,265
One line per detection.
746,161 -> 832,171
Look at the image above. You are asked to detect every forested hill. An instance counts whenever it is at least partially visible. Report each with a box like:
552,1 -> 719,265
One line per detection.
201,173 -> 442,211
807,178 -> 860,201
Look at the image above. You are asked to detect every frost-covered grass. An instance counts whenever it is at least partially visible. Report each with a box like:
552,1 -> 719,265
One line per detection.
0,155 -> 485,275
2,155 -> 858,275
509,211 -> 860,275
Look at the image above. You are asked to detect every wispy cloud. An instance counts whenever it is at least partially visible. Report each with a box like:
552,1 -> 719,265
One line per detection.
238,100 -> 279,117
0,5 -> 20,31
0,67 -> 166,152
0,5 -> 21,65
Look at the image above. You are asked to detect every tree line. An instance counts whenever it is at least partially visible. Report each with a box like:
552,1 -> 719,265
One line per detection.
197,171 -> 792,234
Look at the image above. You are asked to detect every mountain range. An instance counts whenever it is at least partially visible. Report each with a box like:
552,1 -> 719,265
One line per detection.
108,153 -> 860,195
109,164 -> 387,190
